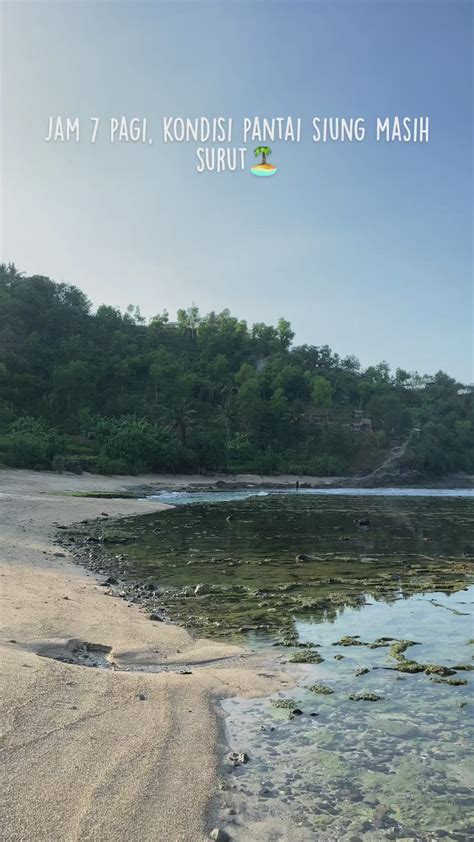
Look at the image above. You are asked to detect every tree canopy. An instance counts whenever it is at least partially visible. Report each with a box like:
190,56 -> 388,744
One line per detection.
0,263 -> 472,478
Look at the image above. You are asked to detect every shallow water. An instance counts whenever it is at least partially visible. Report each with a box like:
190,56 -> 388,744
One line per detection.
149,487 -> 474,505
223,587 -> 474,840
70,491 -> 474,839
83,493 -> 473,642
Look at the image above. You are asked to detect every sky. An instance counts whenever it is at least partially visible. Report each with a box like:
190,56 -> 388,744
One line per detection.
1,0 -> 472,382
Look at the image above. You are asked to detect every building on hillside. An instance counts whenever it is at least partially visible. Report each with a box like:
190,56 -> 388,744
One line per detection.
351,409 -> 373,433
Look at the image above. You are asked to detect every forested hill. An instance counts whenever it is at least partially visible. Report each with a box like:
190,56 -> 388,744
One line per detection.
0,263 -> 472,479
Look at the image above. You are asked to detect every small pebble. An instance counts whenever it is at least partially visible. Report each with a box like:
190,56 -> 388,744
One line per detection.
210,829 -> 230,841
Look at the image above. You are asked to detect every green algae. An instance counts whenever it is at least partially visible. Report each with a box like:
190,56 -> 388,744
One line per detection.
67,490 -> 138,499
394,660 -> 426,673
431,677 -> 468,686
388,639 -> 419,660
349,692 -> 384,701
424,664 -> 457,676
271,698 -> 299,709
63,491 -> 474,839
65,493 -> 474,641
288,650 -> 324,664
332,635 -> 366,646
307,683 -> 334,695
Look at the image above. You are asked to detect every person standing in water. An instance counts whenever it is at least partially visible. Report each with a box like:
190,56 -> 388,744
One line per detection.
296,480 -> 300,491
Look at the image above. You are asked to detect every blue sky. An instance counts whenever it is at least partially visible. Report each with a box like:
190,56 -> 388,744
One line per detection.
1,0 -> 472,381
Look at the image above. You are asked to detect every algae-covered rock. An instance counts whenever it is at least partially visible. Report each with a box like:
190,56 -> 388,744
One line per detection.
288,650 -> 324,664
356,667 -> 370,677
388,640 -> 419,660
431,677 -> 468,686
395,660 -> 425,674
308,683 -> 334,695
349,692 -> 384,702
271,697 -> 299,709
424,664 -> 457,677
333,636 -> 366,647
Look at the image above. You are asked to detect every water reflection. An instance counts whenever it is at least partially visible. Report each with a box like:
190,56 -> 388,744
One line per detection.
84,494 -> 473,640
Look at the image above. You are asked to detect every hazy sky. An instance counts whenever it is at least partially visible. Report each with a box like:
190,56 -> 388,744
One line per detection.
1,0 -> 472,381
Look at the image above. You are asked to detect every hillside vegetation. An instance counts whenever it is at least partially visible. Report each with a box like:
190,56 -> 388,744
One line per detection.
0,263 -> 472,479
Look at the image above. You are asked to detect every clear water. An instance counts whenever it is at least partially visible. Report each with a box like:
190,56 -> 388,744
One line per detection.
73,490 -> 474,839
223,587 -> 474,840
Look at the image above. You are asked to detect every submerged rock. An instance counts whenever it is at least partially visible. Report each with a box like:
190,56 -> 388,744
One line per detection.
333,636 -> 365,647
288,650 -> 324,664
388,640 -> 420,660
395,661 -> 425,674
349,692 -> 384,702
227,751 -> 249,766
424,664 -> 457,677
271,697 -> 299,709
431,677 -> 468,686
308,683 -> 334,695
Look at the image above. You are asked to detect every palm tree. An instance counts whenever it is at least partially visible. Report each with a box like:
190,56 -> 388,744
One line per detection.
254,146 -> 272,166
165,399 -> 196,446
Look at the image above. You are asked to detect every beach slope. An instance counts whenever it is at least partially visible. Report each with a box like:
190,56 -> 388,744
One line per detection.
0,470 -> 281,842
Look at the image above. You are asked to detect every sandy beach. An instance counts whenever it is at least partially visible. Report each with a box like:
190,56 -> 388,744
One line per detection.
0,470 -> 288,842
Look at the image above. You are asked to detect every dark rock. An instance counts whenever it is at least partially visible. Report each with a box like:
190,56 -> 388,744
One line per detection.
149,612 -> 164,622
295,553 -> 312,562
292,708 -> 303,716
194,583 -> 210,596
101,576 -> 119,586
137,693 -> 146,700
228,751 -> 249,766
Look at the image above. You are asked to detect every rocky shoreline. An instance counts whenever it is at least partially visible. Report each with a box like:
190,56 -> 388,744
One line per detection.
126,471 -> 474,498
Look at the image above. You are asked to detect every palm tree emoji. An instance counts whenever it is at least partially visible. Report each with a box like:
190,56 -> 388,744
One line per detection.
254,145 -> 272,166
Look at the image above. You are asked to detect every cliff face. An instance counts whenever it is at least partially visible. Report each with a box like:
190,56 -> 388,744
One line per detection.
354,435 -> 422,487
